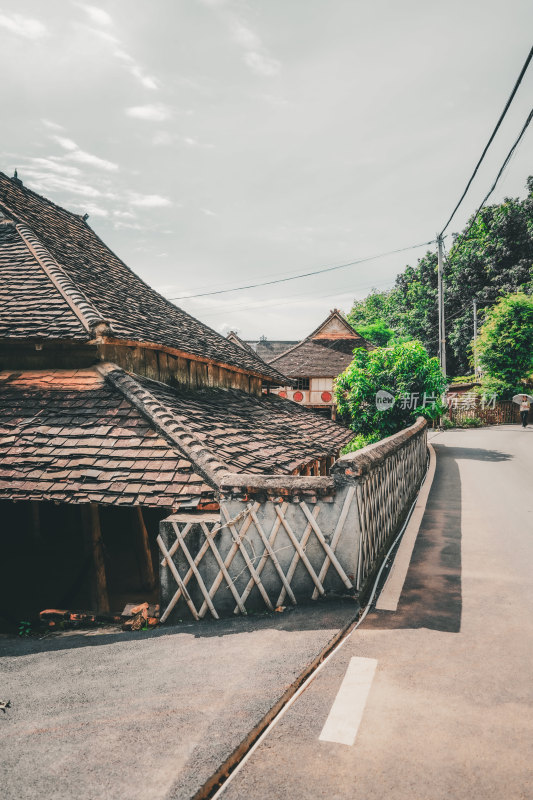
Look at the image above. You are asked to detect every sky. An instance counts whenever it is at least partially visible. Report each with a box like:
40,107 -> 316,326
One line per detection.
1,0 -> 532,341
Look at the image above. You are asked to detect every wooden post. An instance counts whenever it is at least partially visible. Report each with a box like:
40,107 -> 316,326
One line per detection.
136,506 -> 156,591
88,503 -> 109,613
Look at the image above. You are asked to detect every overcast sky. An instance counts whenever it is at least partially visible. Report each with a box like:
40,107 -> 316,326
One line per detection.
1,0 -> 532,340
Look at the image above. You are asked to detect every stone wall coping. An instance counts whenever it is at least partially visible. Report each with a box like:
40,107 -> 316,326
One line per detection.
331,416 -> 427,478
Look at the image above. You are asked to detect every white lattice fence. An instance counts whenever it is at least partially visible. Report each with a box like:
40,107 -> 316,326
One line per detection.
158,488 -> 358,622
158,417 -> 428,622
350,426 -> 427,589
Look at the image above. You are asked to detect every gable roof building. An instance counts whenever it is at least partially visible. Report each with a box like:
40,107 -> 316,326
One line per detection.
0,171 -> 352,621
266,310 -> 373,418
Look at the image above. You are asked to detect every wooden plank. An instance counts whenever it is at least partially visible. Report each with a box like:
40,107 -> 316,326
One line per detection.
143,347 -> 159,381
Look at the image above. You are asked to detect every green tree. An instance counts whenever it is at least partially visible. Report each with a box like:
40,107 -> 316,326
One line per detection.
475,292 -> 533,400
335,341 -> 447,448
345,177 -> 533,376
356,320 -> 397,347
347,289 -> 391,328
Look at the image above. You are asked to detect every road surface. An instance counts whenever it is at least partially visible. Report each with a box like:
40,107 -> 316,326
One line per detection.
219,425 -> 533,800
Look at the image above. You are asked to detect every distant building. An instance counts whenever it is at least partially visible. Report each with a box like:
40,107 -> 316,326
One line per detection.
264,310 -> 373,419
243,335 -> 299,362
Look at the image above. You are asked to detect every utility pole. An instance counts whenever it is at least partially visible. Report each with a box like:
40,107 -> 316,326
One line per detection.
473,299 -> 478,378
437,234 -> 446,376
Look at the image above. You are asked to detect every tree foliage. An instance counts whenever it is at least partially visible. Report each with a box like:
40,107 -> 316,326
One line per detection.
335,341 -> 447,443
475,293 -> 533,400
346,177 -> 533,376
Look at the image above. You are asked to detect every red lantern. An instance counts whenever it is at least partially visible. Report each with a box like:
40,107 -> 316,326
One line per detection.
321,391 -> 332,403
279,391 -> 287,398
293,391 -> 304,402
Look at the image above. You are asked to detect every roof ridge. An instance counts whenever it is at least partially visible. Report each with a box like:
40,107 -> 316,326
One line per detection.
97,363 -> 231,488
15,223 -> 111,337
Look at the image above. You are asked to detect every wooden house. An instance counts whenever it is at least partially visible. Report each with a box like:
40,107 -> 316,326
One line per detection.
264,310 -> 373,419
0,172 -> 352,625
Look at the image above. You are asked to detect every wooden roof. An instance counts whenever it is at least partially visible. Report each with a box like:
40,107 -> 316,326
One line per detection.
268,310 -> 373,378
0,172 -> 286,383
0,365 -> 352,508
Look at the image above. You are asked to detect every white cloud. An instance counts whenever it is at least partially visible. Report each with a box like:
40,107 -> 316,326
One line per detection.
244,51 -> 281,77
25,157 -> 81,177
69,201 -> 109,217
67,149 -> 118,171
19,171 -> 103,198
128,65 -> 158,90
202,208 -> 217,216
77,3 -> 113,27
51,135 -> 118,171
126,104 -> 171,121
129,193 -> 172,208
152,131 -> 176,146
0,12 -> 47,40
41,119 -> 64,131
53,136 -> 78,151
231,20 -> 261,50
113,210 -> 136,219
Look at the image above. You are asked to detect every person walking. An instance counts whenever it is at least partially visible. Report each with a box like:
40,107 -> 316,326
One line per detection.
520,395 -> 530,427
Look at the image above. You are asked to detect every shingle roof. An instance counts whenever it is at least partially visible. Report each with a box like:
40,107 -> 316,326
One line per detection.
0,172 -> 286,383
267,338 -> 361,378
135,375 -> 352,474
0,368 -> 209,508
0,365 -> 352,506
267,310 -> 373,378
0,222 -> 88,340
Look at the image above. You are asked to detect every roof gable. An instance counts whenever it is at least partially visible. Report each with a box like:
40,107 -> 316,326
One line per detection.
309,309 -> 360,340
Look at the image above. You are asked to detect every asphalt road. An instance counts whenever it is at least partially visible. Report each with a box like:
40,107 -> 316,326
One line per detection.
0,602 -> 356,800
220,426 -> 533,800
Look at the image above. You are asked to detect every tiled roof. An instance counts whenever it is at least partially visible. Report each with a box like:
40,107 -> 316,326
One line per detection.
268,338 -> 362,378
0,369 -> 209,508
0,172 -> 286,383
0,222 -> 88,340
0,366 -> 352,506
135,375 -> 353,474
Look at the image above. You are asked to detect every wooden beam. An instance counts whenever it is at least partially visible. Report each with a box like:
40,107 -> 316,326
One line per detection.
136,506 -> 156,591
88,503 -> 109,613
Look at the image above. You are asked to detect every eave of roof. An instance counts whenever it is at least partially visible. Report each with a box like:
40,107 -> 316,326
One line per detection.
0,365 -> 352,507
0,172 -> 288,384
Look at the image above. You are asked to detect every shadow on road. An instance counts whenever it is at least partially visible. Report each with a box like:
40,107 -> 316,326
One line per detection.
0,600 -> 358,658
367,443 -> 464,633
366,441 -> 513,634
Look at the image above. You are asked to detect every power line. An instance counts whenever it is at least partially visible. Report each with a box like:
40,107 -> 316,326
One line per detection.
440,44 -> 533,237
166,240 -> 436,301
457,106 -> 533,244
188,276 -> 398,319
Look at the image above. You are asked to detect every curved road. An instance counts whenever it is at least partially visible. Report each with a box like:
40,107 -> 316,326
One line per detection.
219,425 -> 533,800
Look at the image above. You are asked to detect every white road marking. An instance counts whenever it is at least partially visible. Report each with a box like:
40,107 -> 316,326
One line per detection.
318,656 -> 377,746
376,441 -> 437,611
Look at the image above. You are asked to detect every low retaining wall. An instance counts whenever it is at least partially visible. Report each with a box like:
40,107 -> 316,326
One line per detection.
158,417 -> 428,622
